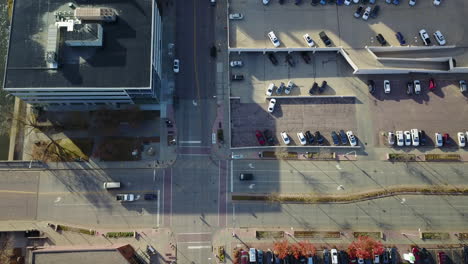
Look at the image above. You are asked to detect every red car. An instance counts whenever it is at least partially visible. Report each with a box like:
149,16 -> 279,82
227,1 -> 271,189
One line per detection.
438,251 -> 448,264
412,247 -> 420,263
241,251 -> 248,264
255,130 -> 266,146
443,133 -> 450,145
429,78 -> 436,91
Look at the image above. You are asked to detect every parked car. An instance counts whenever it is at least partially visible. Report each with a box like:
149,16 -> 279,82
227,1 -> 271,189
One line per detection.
382,251 -> 390,264
256,130 -> 266,145
459,80 -> 467,93
305,130 -> 315,144
268,99 -> 277,113
429,78 -> 436,91
404,131 -> 411,146
277,82 -> 285,95
435,132 -> 443,147
340,130 -> 348,145
297,132 -> 307,145
281,132 -> 290,145
354,6 -> 364,18
303,34 -> 316,47
295,0 -> 302,4
266,83 -> 274,96
268,31 -> 281,47
318,80 -> 328,93
419,130 -> 427,146
268,53 -> 278,65
388,132 -> 395,145
210,0 -> 216,6
414,80 -> 421,94
433,30 -> 446,45
229,13 -> 244,19
444,133 -> 452,145
331,131 -> 340,145
230,60 -> 243,67
240,173 -> 253,181
339,251 -> 349,264
392,0 -> 400,4
263,0 -> 270,4
264,129 -> 275,145
232,74 -> 244,81
433,0 -> 441,5
315,131 -> 324,145
331,249 -> 338,264
285,80 -> 295,94
419,29 -> 431,45
173,59 -> 180,73
395,32 -> 406,45
344,0 -> 352,5
266,251 -> 274,264
407,81 -> 414,95
309,82 -> 319,95
241,251 -> 249,264
396,131 -> 404,147
374,254 -> 380,264
409,0 -> 416,6
369,5 -> 380,18
249,248 -> 257,263
368,80 -> 375,94
301,52 -> 311,64
384,80 -> 391,93
323,249 -> 331,264
311,0 -> 320,5
319,31 -> 332,46
458,132 -> 466,147
362,6 -> 371,20
346,131 -> 357,146
144,193 -> 157,200
411,128 -> 419,146
437,252 -> 448,264
258,250 -> 264,264
376,34 -> 387,46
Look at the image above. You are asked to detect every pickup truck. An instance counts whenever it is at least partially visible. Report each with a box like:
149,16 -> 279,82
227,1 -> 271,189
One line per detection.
116,194 -> 139,202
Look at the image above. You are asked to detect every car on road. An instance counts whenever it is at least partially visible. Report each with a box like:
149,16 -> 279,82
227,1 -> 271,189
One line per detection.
285,80 -> 295,94
411,129 -> 419,146
280,132 -> 290,145
173,59 -> 180,73
268,53 -> 278,65
368,80 -> 375,94
407,81 -> 414,95
403,131 -> 411,146
266,83 -> 274,96
305,130 -> 315,144
388,132 -> 395,145
144,193 -> 157,200
433,0 -> 441,5
318,80 -> 328,93
395,32 -> 406,45
419,29 -> 431,45
239,173 -> 253,181
303,34 -> 316,47
297,132 -> 307,145
256,130 -> 266,145
277,82 -> 285,95
346,131 -> 357,146
433,30 -> 446,45
362,6 -> 371,20
384,80 -> 391,93
458,132 -> 466,147
263,129 -> 275,145
309,82 -> 318,95
419,130 -> 427,146
268,99 -> 276,113
315,131 -> 324,145
249,248 -> 256,262
370,5 -> 380,18
230,60 -> 243,67
438,252 -> 448,264
339,130 -> 348,145
229,13 -> 244,19
268,31 -> 280,47
354,6 -> 364,18
331,249 -> 339,264
231,74 -> 244,81
331,131 -> 340,145
241,251 -> 248,264
414,80 -> 421,94
396,131 -> 404,147
435,132 -> 443,147
460,80 -> 467,93
116,194 -> 139,202
409,0 -> 416,6
376,34 -> 387,46
319,31 -> 332,46
429,78 -> 436,91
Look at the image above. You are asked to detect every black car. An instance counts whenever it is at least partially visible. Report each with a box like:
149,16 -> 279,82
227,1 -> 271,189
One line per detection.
311,0 -> 320,5
354,6 -> 364,18
339,251 -> 349,264
370,5 -> 380,18
463,246 -> 468,264
368,80 -> 375,94
315,131 -> 324,144
231,74 -> 244,81
309,82 -> 318,95
318,80 -> 327,93
376,34 -> 387,46
382,250 -> 390,264
339,130 -> 348,144
279,0 -> 285,4
144,193 -> 157,200
286,54 -> 295,67
268,53 -> 278,65
305,130 -> 315,144
407,81 -> 414,95
390,248 -> 398,264
331,131 -> 340,145
266,251 -> 273,264
420,248 -> 431,263
301,51 -> 311,64
327,0 -> 336,4
361,0 -> 369,3
319,31 -> 332,47
264,129 -> 275,145
419,130 -> 427,146
295,0 -> 302,4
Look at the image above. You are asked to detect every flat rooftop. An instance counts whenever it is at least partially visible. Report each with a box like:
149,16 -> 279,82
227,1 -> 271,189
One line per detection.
33,250 -> 129,264
4,0 -> 152,89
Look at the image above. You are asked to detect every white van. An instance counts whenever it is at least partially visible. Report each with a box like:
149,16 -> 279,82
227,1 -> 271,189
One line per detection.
103,182 -> 121,189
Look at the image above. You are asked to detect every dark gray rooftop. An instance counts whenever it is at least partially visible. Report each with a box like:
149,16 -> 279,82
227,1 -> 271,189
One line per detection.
4,0 -> 152,89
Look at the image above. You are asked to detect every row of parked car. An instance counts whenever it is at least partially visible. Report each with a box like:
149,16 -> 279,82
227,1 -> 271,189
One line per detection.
388,129 -> 467,147
261,0 -> 442,6
369,79 -> 435,94
266,81 -> 296,96
268,31 -> 332,48
374,29 -> 446,47
280,130 -> 357,146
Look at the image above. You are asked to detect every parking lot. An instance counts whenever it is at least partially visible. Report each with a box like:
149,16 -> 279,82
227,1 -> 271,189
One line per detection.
229,0 -> 467,50
231,97 -> 357,147
368,78 -> 468,148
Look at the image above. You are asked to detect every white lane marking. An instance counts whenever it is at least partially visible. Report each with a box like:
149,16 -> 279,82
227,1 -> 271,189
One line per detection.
248,184 -> 255,189
54,197 -> 62,203
248,163 -> 254,169
179,140 -> 202,144
218,160 -> 221,227
157,189 -> 160,227
188,245 -> 211,249
232,204 -> 236,227
232,169 -> 337,173
230,160 -> 234,193
178,154 -> 210,156
177,232 -> 212,235
192,100 -> 198,106
162,169 -> 165,225
170,167 -> 173,227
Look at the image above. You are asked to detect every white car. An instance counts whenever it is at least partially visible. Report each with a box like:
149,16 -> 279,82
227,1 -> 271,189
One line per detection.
409,0 -> 416,6
435,132 -> 443,147
281,132 -> 290,145
458,132 -> 466,147
433,30 -> 446,45
173,59 -> 180,73
267,31 -> 280,47
331,249 -> 338,264
230,61 -> 243,67
419,29 -> 431,46
384,80 -> 391,94
249,248 -> 256,262
414,80 -> 421,94
267,98 -> 276,113
353,0 -> 359,3
229,13 -> 244,20
303,34 -> 315,47
396,131 -> 404,147
411,129 -> 419,147
374,254 -> 380,264
344,0 -> 352,5
388,132 -> 395,145
263,0 -> 270,4
404,131 -> 411,146
266,83 -> 274,96
297,132 -> 307,145
433,0 -> 441,5
346,131 -> 357,146
362,6 -> 371,20
285,80 -> 294,94
460,80 -> 467,93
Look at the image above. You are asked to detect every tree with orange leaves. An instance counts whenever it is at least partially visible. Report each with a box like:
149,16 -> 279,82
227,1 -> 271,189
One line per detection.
347,236 -> 385,260
297,241 -> 316,257
273,240 -> 290,259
